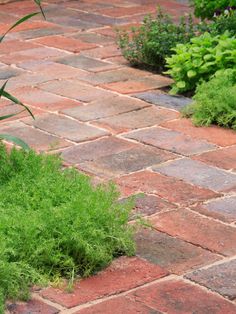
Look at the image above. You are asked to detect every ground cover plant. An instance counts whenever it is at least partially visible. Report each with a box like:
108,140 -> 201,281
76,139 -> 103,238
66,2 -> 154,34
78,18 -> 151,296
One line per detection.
117,8 -> 195,72
182,68 -> 236,129
0,145 -> 135,313
165,31 -> 236,94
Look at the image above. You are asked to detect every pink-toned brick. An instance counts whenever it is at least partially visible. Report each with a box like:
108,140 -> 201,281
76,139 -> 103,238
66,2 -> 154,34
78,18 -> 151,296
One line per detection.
41,257 -> 168,308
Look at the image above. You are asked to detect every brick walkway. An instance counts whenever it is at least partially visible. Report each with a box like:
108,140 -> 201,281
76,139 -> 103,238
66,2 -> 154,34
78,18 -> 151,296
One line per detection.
1,0 -> 236,313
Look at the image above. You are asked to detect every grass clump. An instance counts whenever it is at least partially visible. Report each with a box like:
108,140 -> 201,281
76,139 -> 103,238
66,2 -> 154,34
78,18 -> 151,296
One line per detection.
182,68 -> 236,129
0,145 -> 135,312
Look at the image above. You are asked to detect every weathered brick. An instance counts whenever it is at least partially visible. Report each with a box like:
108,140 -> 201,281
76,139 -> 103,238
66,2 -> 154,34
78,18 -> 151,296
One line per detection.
11,86 -> 82,111
0,47 -> 67,65
151,208 -> 236,255
194,146 -> 236,171
97,5 -> 156,17
0,66 -> 24,80
101,75 -> 173,94
81,45 -> 121,59
116,171 -> 219,205
153,158 -> 236,192
128,279 -> 236,313
134,91 -> 192,111
161,118 -> 236,147
135,229 -> 220,274
73,67 -> 151,86
40,257 -> 168,308
79,146 -> 176,178
18,61 -> 89,80
72,32 -> 114,45
7,299 -> 59,314
56,54 -> 119,72
0,122 -> 70,151
0,39 -> 39,55
24,113 -> 109,142
94,107 -> 179,134
33,35 -> 98,53
194,196 -> 236,223
39,79 -> 115,102
125,194 -> 177,219
186,259 -> 236,300
125,127 -> 217,156
61,136 -> 136,164
75,296 -> 159,314
61,95 -> 149,121
8,26 -> 72,41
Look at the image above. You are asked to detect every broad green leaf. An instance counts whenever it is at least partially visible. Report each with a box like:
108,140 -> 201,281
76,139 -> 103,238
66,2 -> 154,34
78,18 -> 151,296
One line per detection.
0,113 -> 18,120
0,134 -> 30,150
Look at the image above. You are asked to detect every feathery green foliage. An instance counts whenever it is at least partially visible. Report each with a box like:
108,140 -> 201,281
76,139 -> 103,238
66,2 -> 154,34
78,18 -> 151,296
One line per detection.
0,146 -> 135,312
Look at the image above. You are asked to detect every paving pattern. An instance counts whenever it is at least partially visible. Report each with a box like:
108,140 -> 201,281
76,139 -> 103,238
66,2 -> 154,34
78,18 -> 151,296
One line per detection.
1,0 -> 236,313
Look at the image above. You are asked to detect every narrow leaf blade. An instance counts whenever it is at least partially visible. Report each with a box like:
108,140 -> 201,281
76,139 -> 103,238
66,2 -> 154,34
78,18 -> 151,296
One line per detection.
0,134 -> 30,150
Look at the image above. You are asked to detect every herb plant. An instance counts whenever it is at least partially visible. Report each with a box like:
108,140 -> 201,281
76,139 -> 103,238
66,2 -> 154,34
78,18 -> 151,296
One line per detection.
117,8 -> 195,72
0,145 -> 135,313
165,31 -> 236,94
182,68 -> 236,129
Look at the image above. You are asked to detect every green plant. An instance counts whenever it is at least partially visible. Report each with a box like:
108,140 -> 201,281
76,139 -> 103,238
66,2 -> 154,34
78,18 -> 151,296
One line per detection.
182,68 -> 236,129
117,8 -> 195,72
190,0 -> 235,20
198,9 -> 236,35
0,144 -> 135,312
165,31 -> 236,94
0,0 -> 45,149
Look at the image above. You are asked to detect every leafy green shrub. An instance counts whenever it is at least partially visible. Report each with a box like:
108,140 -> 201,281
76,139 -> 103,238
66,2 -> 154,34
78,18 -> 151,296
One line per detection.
0,145 -> 135,312
190,0 -> 235,20
198,9 -> 236,35
117,9 -> 195,72
165,31 -> 236,94
182,68 -> 236,129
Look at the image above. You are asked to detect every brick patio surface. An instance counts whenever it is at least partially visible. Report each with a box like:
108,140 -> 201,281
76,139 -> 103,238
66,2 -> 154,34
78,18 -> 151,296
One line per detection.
1,0 -> 236,313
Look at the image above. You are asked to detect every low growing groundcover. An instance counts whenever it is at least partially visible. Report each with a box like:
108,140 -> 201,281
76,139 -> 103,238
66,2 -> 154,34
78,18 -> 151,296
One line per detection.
0,144 -> 135,313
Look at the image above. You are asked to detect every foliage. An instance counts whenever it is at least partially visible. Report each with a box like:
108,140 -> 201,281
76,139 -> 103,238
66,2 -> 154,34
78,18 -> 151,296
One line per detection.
0,0 -> 45,149
0,145 -> 135,313
182,68 -> 236,129
117,8 -> 195,72
198,8 -> 236,35
190,0 -> 236,20
165,31 -> 236,94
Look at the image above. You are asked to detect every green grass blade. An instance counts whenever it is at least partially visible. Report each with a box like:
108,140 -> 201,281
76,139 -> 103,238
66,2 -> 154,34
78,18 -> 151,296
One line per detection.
0,81 -> 8,98
34,0 -> 46,20
0,113 -> 18,120
0,134 -> 30,150
1,90 -> 35,120
0,12 -> 39,42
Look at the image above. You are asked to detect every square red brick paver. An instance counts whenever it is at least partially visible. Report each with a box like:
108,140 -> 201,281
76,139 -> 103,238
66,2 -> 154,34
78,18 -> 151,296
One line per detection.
2,0 -> 236,313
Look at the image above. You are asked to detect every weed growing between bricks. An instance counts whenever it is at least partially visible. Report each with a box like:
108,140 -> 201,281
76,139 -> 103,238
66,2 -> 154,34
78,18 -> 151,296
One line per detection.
0,144 -> 135,313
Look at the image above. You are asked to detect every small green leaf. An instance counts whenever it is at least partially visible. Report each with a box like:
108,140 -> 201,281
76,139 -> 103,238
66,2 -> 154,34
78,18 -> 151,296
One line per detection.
0,134 -> 30,150
187,70 -> 197,78
176,81 -> 186,88
0,81 -> 8,98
